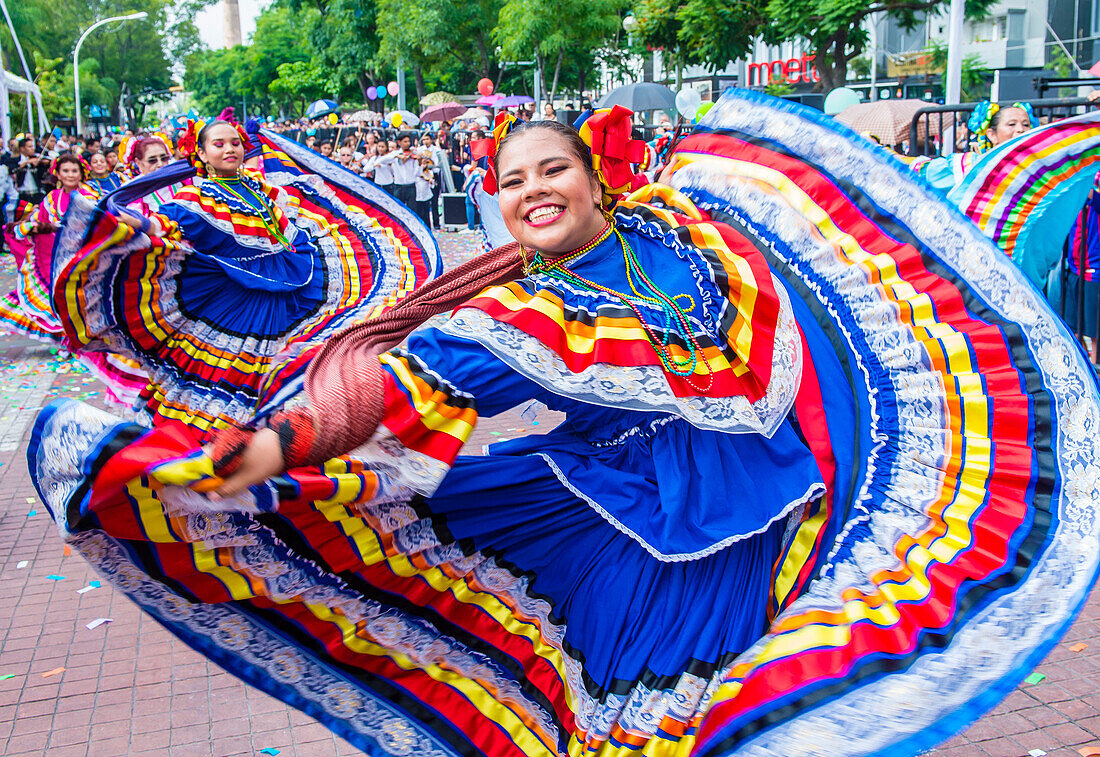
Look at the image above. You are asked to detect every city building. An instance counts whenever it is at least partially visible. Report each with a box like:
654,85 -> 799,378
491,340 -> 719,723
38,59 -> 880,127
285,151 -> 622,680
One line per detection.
612,0 -> 1097,108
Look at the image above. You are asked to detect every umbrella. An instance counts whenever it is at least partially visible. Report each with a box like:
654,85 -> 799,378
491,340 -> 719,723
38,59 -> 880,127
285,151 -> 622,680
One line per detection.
305,99 -> 339,119
346,108 -> 382,123
476,94 -> 503,107
835,99 -> 941,145
391,110 -> 421,127
420,102 -> 466,122
420,91 -> 458,106
457,107 -> 492,120
597,83 -> 675,112
495,95 -> 535,108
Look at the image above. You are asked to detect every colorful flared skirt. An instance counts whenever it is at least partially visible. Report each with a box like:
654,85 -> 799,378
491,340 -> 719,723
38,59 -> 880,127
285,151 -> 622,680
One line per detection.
50,130 -> 442,435
28,91 -> 1100,756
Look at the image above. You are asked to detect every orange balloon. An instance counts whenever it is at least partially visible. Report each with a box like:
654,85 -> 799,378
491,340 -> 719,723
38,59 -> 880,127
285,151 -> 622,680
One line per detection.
477,78 -> 494,97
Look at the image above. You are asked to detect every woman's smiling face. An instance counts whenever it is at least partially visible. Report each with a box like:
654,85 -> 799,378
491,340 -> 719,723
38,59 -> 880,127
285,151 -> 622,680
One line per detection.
197,123 -> 244,176
495,129 -> 605,254
987,106 -> 1031,146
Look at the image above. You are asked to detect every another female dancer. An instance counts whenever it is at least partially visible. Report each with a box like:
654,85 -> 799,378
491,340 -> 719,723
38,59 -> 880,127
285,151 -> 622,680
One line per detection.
909,100 -> 1035,192
121,135 -> 183,215
48,117 -> 439,432
968,100 -> 1033,152
0,154 -> 146,402
0,154 -> 93,339
84,151 -> 122,199
30,97 -> 1100,757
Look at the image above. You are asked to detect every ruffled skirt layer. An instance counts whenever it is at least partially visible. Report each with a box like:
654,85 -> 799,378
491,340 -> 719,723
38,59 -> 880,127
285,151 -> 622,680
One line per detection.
27,93 -> 1100,756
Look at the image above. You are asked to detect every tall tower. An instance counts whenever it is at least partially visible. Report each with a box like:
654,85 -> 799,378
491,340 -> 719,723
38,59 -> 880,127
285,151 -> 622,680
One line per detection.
223,0 -> 242,48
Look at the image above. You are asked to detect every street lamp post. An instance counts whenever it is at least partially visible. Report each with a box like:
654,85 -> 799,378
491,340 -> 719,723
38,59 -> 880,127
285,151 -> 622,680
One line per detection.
74,11 -> 147,135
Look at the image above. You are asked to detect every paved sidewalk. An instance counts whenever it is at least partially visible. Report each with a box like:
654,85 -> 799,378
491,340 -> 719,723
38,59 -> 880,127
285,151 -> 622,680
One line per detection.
1,231 -> 1099,756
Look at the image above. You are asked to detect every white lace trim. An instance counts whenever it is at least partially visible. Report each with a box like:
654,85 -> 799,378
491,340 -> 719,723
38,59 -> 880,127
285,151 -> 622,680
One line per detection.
444,278 -> 802,437
685,91 -> 1100,757
52,182 -> 421,427
536,452 -> 825,562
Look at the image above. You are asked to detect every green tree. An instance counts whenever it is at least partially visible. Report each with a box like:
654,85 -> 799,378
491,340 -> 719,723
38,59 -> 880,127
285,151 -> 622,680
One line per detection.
495,0 -> 625,103
376,0 -> 503,102
632,0 -> 766,87
307,0 -> 381,102
269,61 -> 330,113
184,46 -> 250,115
4,0 -> 193,129
927,41 -> 992,102
765,0 -> 998,92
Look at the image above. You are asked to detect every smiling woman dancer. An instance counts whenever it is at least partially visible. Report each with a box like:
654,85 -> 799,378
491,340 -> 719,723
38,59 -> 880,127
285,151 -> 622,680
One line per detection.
119,134 -> 183,215
30,97 -> 1100,757
45,116 -> 438,432
84,151 -> 122,199
0,154 -> 94,340
908,100 -> 1035,192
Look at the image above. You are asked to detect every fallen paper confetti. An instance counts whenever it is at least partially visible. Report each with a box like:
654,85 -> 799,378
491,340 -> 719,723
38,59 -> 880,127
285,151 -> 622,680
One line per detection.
76,585 -> 97,594
62,545 -> 71,557
1028,750 -> 1047,757
40,667 -> 64,678
85,618 -> 112,630
45,575 -> 65,581
26,510 -> 35,518
1078,747 -> 1100,757
259,749 -> 281,756
1024,672 -> 1047,685
16,561 -> 27,569
90,580 -> 101,588
1071,642 -> 1089,653
0,674 -> 15,681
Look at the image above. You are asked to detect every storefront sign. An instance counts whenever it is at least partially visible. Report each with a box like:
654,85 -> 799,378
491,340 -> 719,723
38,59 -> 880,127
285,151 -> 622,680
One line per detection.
747,55 -> 820,87
886,52 -> 943,77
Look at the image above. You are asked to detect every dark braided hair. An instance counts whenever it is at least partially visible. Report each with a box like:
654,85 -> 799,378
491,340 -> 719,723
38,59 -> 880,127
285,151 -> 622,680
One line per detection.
493,120 -> 596,183
197,119 -> 237,149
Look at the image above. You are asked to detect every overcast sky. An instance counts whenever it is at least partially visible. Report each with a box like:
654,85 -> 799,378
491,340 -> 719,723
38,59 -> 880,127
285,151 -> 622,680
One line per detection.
195,0 -> 269,50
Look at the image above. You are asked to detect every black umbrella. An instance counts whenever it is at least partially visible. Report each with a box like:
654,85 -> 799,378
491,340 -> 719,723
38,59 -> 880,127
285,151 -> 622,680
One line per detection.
597,82 -> 676,112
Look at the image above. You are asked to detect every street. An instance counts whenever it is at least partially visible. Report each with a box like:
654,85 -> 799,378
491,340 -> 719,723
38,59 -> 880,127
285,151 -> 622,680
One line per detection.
1,231 -> 1100,756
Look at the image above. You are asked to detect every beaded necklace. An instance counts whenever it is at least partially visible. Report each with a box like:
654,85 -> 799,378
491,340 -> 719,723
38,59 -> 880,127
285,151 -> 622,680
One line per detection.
522,219 -> 714,393
207,174 -> 296,253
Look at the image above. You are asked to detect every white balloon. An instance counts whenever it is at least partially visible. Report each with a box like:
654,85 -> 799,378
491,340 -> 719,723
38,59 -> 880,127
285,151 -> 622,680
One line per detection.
823,87 -> 862,116
675,87 -> 702,119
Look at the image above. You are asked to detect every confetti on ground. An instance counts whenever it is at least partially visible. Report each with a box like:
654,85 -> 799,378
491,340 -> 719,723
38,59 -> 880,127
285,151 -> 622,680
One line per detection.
1078,747 -> 1100,757
1071,642 -> 1089,652
16,561 -> 27,569
76,585 -> 97,594
1029,750 -> 1047,757
85,618 -> 112,630
259,749 -> 281,756
90,580 -> 101,588
1024,672 -> 1047,685
40,667 -> 64,678
45,574 -> 65,581
63,545 -> 71,557
26,510 -> 35,517
0,674 -> 15,681
25,497 -> 34,503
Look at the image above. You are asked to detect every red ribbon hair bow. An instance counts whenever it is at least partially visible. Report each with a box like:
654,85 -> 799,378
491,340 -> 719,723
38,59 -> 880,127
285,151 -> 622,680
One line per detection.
469,112 -> 521,195
577,105 -> 650,203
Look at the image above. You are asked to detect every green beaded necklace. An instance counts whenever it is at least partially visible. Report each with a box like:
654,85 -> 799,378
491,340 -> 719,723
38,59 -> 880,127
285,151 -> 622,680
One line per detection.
524,221 -> 714,392
208,174 -> 296,253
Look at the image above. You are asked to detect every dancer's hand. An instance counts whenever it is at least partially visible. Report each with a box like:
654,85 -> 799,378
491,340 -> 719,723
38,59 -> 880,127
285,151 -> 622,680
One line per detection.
210,428 -> 285,499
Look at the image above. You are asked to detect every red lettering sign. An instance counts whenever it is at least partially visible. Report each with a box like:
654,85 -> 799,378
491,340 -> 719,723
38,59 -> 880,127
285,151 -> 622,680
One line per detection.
747,55 -> 820,87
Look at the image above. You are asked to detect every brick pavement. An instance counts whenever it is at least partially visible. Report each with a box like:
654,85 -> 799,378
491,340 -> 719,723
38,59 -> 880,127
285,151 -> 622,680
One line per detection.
0,230 -> 1099,756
